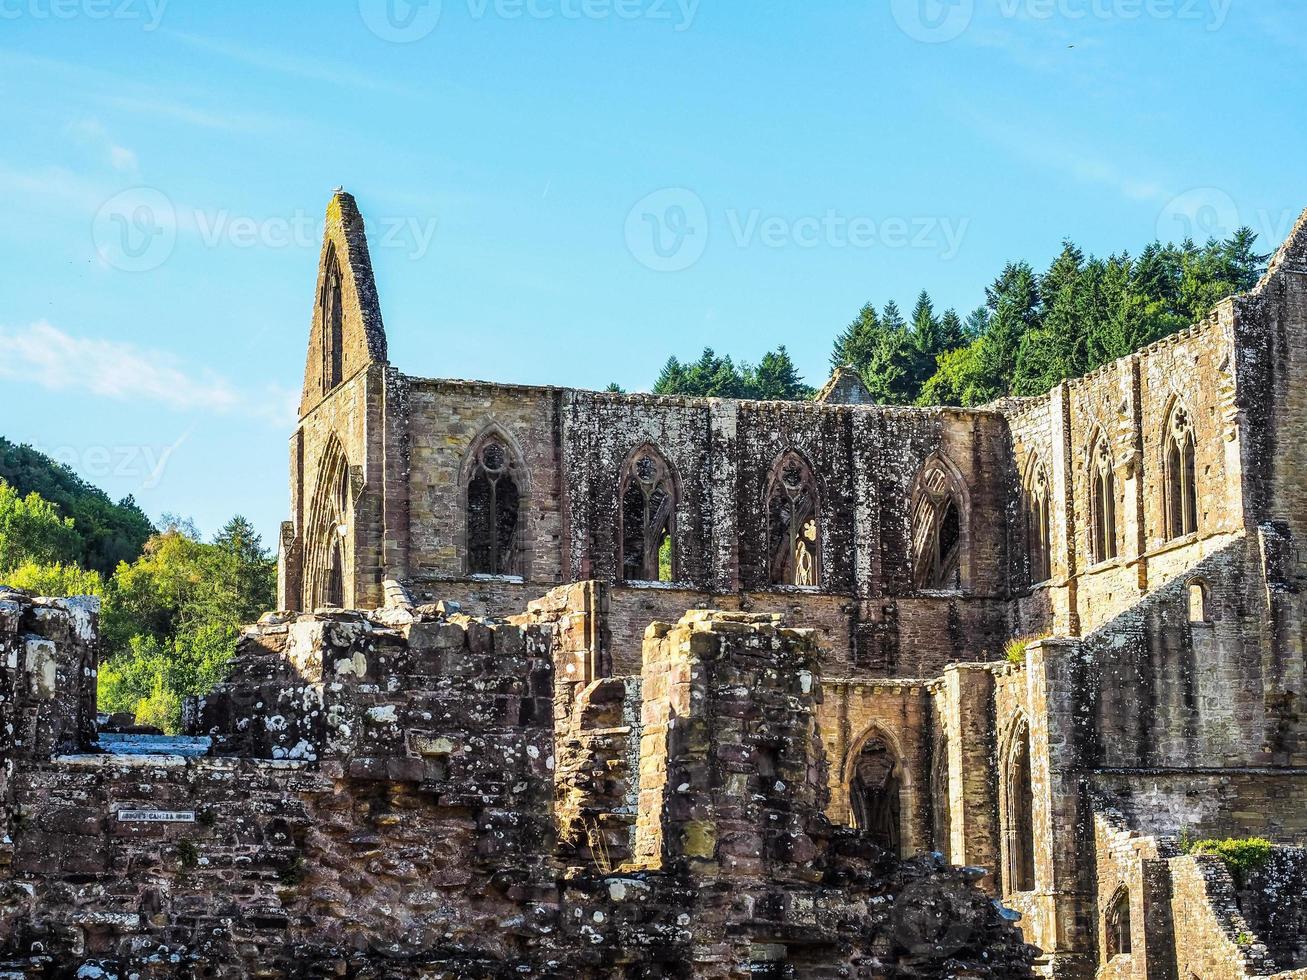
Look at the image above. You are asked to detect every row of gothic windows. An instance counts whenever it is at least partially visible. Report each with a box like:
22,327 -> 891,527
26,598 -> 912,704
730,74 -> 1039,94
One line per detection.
1022,401 -> 1200,580
462,435 -> 969,592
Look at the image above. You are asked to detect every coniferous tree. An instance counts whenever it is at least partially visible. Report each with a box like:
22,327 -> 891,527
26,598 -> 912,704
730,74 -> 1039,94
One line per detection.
748,346 -> 813,401
831,303 -> 882,373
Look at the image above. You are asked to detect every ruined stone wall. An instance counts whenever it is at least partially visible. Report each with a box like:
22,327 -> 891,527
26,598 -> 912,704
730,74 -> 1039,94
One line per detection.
1088,770 -> 1307,842
1090,811 -> 1175,980
1,588 -> 1038,977
405,379 -> 567,585
816,678 -> 931,853
0,591 -> 98,766
1167,854 -> 1291,980
283,363 -> 390,611
1081,539 -> 1305,769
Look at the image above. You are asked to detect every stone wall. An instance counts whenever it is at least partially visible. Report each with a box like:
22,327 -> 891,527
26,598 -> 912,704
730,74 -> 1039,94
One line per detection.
0,587 -> 1039,977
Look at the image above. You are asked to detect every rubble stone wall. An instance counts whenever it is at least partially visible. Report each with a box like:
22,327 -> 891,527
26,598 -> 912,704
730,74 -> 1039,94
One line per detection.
0,587 -> 1038,977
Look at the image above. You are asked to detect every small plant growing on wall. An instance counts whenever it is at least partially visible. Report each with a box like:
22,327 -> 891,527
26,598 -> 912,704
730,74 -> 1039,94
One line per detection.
175,837 -> 201,870
1182,837 -> 1273,889
1005,636 -> 1049,665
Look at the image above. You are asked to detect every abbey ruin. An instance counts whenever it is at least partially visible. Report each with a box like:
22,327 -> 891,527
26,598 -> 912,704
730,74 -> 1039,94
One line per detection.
3,192 -> 1307,978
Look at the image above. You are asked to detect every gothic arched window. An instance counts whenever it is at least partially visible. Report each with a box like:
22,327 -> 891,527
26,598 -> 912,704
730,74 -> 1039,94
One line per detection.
305,437 -> 353,610
321,246 -> 344,393
912,457 -> 965,590
1089,432 -> 1117,565
619,445 -> 676,582
766,450 -> 820,587
850,733 -> 902,856
1025,456 -> 1052,584
1105,886 -> 1132,959
466,435 -> 522,576
1003,721 -> 1036,894
1164,402 -> 1198,540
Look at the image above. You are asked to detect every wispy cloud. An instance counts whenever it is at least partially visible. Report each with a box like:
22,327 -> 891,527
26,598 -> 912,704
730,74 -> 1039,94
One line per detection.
95,94 -> 285,133
0,322 -> 296,426
66,119 -> 139,174
959,109 -> 1172,205
162,29 -> 413,96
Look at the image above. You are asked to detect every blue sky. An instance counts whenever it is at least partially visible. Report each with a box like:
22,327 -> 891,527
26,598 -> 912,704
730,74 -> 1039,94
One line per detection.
1,0 -> 1303,545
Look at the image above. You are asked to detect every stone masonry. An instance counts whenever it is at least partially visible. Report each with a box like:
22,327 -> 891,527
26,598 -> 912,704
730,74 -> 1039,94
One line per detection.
0,583 -> 1036,977
271,192 -> 1307,977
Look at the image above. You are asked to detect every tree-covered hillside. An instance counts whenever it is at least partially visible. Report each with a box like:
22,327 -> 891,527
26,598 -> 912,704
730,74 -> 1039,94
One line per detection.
0,440 -> 274,732
0,437 -> 154,574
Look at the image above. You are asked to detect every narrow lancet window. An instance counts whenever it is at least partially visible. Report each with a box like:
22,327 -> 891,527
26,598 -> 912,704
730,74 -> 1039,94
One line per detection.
620,446 -> 676,582
912,458 -> 965,590
321,247 -> 344,392
767,450 -> 820,587
1089,433 -> 1117,565
1164,402 -> 1198,540
1025,457 -> 1052,583
467,437 -> 521,576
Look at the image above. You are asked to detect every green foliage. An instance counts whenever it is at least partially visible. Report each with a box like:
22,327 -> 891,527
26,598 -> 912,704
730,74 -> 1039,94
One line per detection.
97,517 -> 276,733
0,481 -> 81,572
1005,637 -> 1030,665
653,346 -> 813,401
837,230 -> 1268,408
1004,635 -> 1049,665
1182,837 -> 1273,887
175,837 -> 200,870
3,560 -> 105,599
658,535 -> 673,582
1,473 -> 275,734
0,438 -> 154,574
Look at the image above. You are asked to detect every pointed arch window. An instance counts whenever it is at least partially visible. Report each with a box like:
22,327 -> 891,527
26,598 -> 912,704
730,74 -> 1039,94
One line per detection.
912,458 -> 965,590
1105,886 -> 1132,959
1089,433 -> 1118,565
850,732 -> 903,855
466,435 -> 522,576
1003,720 -> 1036,894
767,450 -> 820,587
321,246 -> 344,393
1164,402 -> 1198,540
305,438 -> 353,610
1025,456 -> 1052,584
619,446 -> 676,582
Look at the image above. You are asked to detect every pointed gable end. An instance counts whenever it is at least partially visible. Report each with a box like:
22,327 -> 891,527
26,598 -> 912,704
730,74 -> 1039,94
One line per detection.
815,365 -> 874,405
299,190 -> 388,419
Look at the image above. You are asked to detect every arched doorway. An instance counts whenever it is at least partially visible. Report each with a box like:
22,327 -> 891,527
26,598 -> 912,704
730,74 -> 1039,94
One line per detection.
850,733 -> 903,855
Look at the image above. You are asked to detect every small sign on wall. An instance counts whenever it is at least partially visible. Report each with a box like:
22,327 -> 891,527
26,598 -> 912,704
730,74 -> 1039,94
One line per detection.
117,810 -> 196,823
